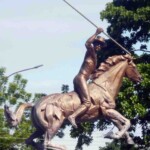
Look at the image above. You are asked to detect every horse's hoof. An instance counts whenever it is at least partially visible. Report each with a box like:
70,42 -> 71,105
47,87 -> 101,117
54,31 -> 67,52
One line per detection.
127,138 -> 135,145
104,131 -> 123,139
114,131 -> 125,139
114,134 -> 121,139
61,145 -> 67,150
46,144 -> 67,150
104,131 -> 114,139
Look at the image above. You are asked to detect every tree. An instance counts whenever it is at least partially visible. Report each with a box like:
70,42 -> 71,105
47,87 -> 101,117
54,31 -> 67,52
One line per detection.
61,84 -> 69,93
100,0 -> 150,54
0,67 -> 34,150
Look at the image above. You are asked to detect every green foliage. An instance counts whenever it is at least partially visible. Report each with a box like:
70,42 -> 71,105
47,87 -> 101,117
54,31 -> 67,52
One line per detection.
32,93 -> 47,102
99,140 -> 137,150
61,84 -> 69,93
70,122 -> 95,149
0,68 -> 33,150
0,73 -> 32,106
0,68 -> 7,105
100,0 -> 150,54
116,62 -> 150,121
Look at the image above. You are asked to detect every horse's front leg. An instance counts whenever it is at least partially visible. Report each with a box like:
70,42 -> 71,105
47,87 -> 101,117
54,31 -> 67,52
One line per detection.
112,119 -> 134,145
103,108 -> 131,139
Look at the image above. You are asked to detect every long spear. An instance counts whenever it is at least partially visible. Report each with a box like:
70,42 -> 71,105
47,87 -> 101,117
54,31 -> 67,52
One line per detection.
63,0 -> 131,55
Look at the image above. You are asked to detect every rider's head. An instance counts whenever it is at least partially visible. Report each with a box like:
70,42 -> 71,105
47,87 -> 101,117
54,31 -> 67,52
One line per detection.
93,36 -> 107,51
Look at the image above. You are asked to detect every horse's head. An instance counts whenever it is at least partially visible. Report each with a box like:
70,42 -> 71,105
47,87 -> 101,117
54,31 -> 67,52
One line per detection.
92,54 -> 142,84
124,55 -> 142,83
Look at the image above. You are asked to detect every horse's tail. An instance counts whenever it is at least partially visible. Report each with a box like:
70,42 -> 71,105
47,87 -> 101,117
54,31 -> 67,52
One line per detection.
4,103 -> 33,127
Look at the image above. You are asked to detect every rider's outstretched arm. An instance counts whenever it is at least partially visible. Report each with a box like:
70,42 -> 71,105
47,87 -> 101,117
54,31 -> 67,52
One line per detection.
85,27 -> 103,48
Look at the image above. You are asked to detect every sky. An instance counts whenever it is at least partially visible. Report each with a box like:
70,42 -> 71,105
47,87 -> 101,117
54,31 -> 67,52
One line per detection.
0,0 -> 143,149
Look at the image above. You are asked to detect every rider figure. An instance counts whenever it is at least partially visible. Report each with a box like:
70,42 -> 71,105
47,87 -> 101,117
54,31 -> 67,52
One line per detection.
68,27 -> 108,128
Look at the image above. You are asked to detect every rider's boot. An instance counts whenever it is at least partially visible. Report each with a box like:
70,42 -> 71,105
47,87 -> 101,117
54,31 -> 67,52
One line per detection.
68,105 -> 87,128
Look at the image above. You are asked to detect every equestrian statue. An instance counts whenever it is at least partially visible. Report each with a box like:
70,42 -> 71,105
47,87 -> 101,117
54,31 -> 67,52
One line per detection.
4,28 -> 141,150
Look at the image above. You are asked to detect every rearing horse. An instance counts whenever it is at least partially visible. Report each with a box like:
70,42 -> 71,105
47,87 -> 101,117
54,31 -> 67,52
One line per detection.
4,54 -> 141,150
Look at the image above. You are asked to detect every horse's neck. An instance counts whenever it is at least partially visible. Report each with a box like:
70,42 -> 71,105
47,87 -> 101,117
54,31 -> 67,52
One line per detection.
94,61 -> 128,99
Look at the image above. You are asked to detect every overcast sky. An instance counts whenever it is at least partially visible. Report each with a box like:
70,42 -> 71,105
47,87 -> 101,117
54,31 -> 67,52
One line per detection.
0,0 -> 129,149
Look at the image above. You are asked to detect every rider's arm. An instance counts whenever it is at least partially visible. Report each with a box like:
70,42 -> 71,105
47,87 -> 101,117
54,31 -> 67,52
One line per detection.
85,27 -> 103,49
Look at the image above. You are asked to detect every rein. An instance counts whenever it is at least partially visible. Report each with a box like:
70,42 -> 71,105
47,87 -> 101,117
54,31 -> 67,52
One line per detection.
92,80 -> 107,91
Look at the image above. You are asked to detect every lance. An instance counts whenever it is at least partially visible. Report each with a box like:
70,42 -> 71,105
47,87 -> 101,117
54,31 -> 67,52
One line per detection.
63,0 -> 131,55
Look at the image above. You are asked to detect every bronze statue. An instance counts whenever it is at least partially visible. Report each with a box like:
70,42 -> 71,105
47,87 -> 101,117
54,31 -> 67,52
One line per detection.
4,54 -> 141,150
68,27 -> 111,128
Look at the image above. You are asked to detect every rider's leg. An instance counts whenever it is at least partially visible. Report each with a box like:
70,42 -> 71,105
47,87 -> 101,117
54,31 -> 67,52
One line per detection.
68,75 -> 91,128
68,105 -> 88,128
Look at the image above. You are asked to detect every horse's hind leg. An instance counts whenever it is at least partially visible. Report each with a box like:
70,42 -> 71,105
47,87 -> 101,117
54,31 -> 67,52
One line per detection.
25,129 -> 44,150
44,105 -> 66,150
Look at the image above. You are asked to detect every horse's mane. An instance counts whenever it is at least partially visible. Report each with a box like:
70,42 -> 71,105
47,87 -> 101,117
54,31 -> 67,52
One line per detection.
92,54 -> 133,79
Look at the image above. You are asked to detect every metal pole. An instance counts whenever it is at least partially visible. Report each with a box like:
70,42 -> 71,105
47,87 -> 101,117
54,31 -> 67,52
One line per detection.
7,64 -> 43,78
3,64 -> 43,105
63,0 -> 131,55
